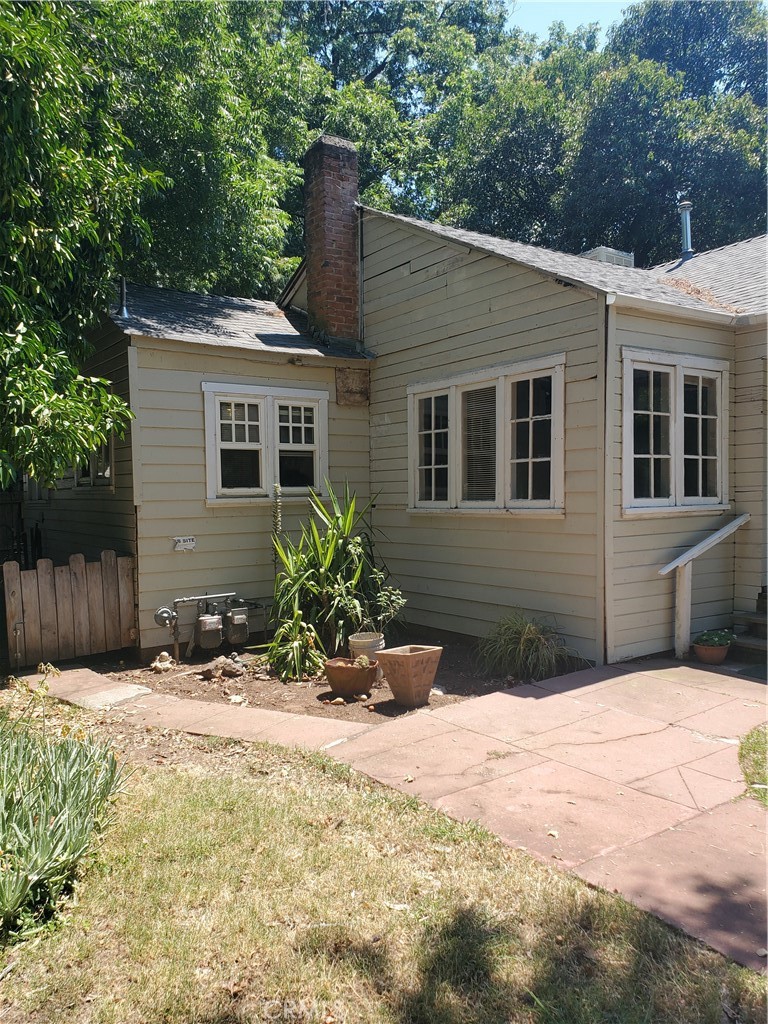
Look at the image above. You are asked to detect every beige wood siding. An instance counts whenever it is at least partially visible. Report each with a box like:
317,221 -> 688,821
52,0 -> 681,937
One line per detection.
363,213 -> 604,660
607,309 -> 737,661
733,320 -> 767,610
23,321 -> 136,563
131,338 -> 369,652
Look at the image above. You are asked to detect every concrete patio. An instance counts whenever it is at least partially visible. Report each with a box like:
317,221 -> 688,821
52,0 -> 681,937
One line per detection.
34,657 -> 767,971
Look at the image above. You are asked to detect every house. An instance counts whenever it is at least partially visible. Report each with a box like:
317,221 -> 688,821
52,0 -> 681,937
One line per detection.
22,135 -> 766,665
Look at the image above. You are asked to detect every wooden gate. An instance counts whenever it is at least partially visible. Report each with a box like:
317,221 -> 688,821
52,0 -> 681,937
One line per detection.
3,550 -> 136,671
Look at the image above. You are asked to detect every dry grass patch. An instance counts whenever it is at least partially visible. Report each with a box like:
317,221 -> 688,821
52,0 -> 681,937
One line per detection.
0,732 -> 763,1024
739,723 -> 768,807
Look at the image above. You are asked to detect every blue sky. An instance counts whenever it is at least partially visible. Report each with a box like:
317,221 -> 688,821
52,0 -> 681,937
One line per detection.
506,1 -> 633,44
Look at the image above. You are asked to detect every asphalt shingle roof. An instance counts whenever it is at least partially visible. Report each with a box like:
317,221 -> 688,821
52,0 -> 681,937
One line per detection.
112,284 -> 366,359
362,208 -> 766,318
654,236 -> 767,316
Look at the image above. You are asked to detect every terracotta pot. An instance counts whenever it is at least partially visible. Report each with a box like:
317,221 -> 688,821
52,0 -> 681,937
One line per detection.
692,643 -> 730,665
377,645 -> 443,708
324,657 -> 378,698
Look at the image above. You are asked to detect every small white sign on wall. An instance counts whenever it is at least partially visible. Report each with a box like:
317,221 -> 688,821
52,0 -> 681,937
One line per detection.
172,536 -> 196,551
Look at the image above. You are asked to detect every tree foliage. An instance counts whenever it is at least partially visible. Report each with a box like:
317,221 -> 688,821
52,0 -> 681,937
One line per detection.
607,0 -> 768,104
113,0 -> 299,298
0,1 -> 147,485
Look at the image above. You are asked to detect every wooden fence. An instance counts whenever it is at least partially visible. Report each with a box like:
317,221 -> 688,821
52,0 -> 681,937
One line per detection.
3,550 -> 136,670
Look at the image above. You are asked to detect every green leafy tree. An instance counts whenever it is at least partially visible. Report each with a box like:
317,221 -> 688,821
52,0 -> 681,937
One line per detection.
0,1 -> 147,486
556,59 -> 766,265
607,0 -> 767,105
112,0 -> 299,297
282,0 -> 507,107
429,66 -> 568,243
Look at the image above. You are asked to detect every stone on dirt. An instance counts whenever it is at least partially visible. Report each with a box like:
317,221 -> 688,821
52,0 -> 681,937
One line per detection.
201,655 -> 246,680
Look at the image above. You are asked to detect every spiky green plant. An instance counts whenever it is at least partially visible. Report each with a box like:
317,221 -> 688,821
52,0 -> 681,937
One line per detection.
479,609 -> 582,682
271,481 -> 405,661
0,701 -> 123,940
265,609 -> 326,683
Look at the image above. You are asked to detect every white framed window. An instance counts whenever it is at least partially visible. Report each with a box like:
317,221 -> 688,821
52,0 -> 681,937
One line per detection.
408,356 -> 565,512
203,383 -> 328,501
76,437 -> 112,488
622,348 -> 728,512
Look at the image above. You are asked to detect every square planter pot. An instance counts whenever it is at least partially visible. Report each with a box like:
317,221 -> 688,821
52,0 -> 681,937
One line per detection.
377,645 -> 443,708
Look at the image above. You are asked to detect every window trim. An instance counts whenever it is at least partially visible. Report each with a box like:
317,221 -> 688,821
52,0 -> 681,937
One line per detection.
407,355 -> 565,512
75,436 -> 114,490
621,347 -> 729,514
202,382 -> 329,503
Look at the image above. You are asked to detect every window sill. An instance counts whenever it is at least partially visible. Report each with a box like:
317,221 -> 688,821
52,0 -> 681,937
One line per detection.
205,494 -> 319,508
408,506 -> 565,519
621,504 -> 731,519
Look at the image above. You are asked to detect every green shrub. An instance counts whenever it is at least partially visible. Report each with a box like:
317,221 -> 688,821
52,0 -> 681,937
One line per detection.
692,628 -> 736,647
0,697 -> 123,941
272,481 -> 405,661
479,609 -> 580,682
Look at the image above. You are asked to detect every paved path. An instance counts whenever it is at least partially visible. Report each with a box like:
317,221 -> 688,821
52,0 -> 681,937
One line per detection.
38,659 -> 766,970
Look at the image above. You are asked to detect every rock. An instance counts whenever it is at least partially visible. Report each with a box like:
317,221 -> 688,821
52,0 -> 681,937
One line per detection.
352,693 -> 369,702
430,685 -> 446,696
201,655 -> 245,680
330,697 -> 346,705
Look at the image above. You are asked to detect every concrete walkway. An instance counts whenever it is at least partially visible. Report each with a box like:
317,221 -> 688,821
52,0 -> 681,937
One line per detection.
39,658 -> 766,971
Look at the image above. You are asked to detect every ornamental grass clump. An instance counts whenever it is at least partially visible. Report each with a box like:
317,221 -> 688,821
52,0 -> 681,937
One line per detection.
0,690 -> 123,941
479,609 -> 580,683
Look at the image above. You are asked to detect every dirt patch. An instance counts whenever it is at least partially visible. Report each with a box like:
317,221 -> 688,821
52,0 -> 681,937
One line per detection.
86,633 -> 512,726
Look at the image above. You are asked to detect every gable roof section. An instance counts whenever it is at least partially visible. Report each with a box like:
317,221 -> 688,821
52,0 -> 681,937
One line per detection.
360,208 -> 766,321
112,284 -> 367,359
654,236 -> 767,317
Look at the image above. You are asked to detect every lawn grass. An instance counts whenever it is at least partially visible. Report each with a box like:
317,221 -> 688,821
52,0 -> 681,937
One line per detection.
739,723 -> 768,807
0,740 -> 763,1024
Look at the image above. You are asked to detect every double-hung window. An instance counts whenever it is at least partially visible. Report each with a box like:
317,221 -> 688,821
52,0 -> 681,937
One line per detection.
203,383 -> 328,501
622,349 -> 728,512
409,356 -> 565,512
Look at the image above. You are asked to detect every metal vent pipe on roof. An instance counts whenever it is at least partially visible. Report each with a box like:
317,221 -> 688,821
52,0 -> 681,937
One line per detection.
677,200 -> 694,259
118,276 -> 129,318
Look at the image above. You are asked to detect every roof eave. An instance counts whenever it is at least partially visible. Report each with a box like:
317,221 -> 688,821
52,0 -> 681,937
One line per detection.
607,292 -> 738,325
277,260 -> 306,310
127,331 -> 373,364
734,310 -> 767,327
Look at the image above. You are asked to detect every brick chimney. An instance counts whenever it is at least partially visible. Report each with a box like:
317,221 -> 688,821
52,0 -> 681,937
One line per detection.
304,135 -> 360,345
